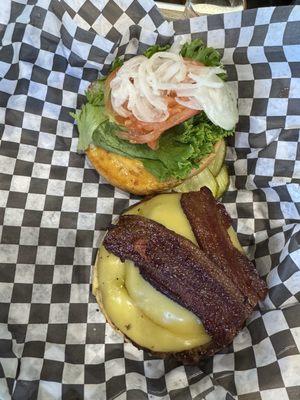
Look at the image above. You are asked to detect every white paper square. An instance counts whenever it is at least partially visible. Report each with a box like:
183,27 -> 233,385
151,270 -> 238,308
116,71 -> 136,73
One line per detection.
276,141 -> 297,161
52,151 -> 70,167
25,193 -> 46,211
42,102 -> 61,119
0,191 -> 8,208
235,368 -> 259,395
265,22 -> 286,47
105,323 -> 124,344
7,94 -> 26,112
85,343 -> 105,365
84,384 -> 106,400
46,179 -> 65,196
62,363 -> 84,385
87,303 -> 105,324
62,196 -> 80,212
165,366 -> 188,392
47,71 -> 64,90
38,131 -> 56,150
31,284 -> 52,303
284,45 -> 300,62
28,81 -> 47,100
49,303 -> 69,323
233,327 -> 253,352
237,26 -> 254,47
263,310 -> 289,336
279,355 -> 300,387
213,353 -> 234,373
38,381 -> 61,400
80,183 -> 98,198
247,46 -> 267,63
255,6 -> 273,25
70,284 -> 90,303
253,337 -> 277,367
56,120 -> 74,138
20,227 -> 40,246
17,143 -> 37,163
36,246 -> 56,265
0,155 -> 16,175
18,357 -> 43,380
41,211 -> 60,228
53,265 -> 72,284
267,98 -> 288,117
66,323 -> 87,345
238,98 -> 253,116
207,29 -> 225,49
44,342 -> 65,363
57,229 -> 76,247
14,264 -> 35,283
73,247 -> 93,265
66,167 -> 84,182
261,388 -> 289,400
0,283 -> 13,303
269,62 -> 291,79
255,158 -> 275,176
4,208 -> 24,226
22,112 -> 42,132
126,372 -> 147,392
224,11 -> 241,29
0,245 -> 18,264
77,213 -> 96,230
26,323 -> 48,342
237,64 -> 254,81
105,358 -> 125,382
32,163 -> 51,179
8,303 -> 31,324
254,79 -> 272,98
268,231 -> 286,255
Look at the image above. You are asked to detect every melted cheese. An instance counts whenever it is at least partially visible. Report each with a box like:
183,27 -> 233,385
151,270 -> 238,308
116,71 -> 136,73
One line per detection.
93,193 -> 243,352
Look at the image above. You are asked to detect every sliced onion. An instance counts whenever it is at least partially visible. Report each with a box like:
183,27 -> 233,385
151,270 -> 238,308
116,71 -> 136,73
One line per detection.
109,50 -> 238,130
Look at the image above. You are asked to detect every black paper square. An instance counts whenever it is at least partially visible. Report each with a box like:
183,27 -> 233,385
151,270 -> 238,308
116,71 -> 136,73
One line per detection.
51,284 -> 71,303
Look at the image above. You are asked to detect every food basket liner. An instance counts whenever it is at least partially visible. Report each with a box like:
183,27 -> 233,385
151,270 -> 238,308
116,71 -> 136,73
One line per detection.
0,1 -> 299,399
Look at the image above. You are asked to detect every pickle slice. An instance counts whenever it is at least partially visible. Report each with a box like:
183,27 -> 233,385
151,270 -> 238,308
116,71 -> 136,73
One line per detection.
208,139 -> 226,177
216,165 -> 229,198
174,168 -> 219,197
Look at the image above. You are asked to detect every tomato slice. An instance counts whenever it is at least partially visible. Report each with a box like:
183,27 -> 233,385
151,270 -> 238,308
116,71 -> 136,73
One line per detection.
104,66 -> 200,148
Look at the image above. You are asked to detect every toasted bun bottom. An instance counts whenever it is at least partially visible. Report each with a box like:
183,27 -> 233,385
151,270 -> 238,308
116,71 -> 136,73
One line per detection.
86,141 -> 221,195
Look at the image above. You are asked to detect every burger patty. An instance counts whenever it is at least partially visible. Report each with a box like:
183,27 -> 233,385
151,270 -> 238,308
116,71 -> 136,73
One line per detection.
103,194 -> 267,348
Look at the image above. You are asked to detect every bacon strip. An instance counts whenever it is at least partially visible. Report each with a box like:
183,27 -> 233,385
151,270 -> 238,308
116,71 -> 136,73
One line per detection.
103,214 -> 265,347
180,188 -> 268,306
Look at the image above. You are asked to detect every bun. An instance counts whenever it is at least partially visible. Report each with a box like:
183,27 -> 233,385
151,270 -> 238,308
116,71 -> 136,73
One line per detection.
86,142 -> 220,195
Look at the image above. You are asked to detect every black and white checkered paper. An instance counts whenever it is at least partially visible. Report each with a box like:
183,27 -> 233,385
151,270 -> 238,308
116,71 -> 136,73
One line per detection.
0,1 -> 299,399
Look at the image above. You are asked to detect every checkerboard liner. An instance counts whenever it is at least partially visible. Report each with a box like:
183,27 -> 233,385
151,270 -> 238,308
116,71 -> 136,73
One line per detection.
0,1 -> 300,399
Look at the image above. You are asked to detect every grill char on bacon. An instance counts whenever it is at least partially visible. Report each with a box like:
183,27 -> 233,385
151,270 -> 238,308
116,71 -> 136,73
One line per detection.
103,188 -> 267,360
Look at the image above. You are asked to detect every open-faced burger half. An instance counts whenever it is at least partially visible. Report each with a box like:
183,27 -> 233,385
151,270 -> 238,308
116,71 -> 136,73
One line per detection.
93,187 -> 267,364
73,40 -> 239,195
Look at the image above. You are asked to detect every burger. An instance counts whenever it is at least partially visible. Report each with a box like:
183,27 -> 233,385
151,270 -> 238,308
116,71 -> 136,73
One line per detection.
93,188 -> 267,363
72,40 -> 239,195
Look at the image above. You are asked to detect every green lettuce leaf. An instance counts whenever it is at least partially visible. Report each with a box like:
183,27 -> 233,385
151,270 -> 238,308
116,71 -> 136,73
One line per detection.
91,112 -> 233,181
110,57 -> 123,72
144,44 -> 171,58
180,39 -> 226,80
180,38 -> 221,67
71,103 -> 107,152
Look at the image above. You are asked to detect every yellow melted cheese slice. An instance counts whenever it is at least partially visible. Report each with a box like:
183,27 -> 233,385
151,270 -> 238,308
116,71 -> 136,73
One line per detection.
93,193 -> 243,352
